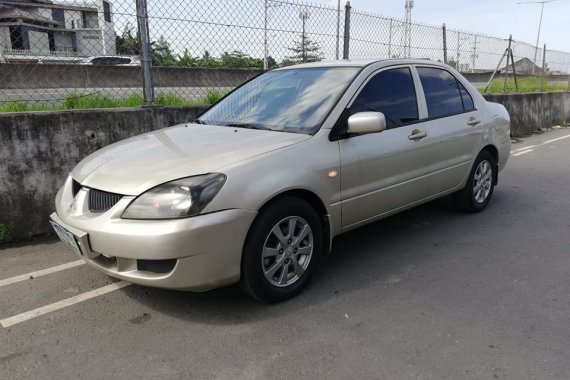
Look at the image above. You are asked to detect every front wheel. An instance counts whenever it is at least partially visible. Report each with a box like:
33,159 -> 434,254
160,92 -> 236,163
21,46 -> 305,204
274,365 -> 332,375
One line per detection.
454,150 -> 497,213
240,197 -> 323,303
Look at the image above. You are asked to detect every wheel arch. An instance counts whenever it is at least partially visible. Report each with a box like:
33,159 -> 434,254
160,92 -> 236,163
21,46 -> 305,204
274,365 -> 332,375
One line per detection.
254,189 -> 332,254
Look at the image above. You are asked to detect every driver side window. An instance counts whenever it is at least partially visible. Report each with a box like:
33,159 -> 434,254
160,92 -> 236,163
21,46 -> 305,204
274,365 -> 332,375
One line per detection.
350,67 -> 419,129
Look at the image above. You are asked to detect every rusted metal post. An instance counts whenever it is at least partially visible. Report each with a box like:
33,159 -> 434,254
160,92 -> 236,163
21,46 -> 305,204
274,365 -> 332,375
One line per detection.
136,0 -> 154,106
442,23 -> 448,64
342,1 -> 351,59
541,44 -> 546,92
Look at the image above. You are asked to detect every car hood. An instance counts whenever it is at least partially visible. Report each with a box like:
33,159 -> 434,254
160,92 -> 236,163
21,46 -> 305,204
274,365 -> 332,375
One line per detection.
72,123 -> 311,195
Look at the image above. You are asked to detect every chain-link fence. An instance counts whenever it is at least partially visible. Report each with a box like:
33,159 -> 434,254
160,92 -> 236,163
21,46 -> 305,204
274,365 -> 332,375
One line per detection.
1,0 -> 569,111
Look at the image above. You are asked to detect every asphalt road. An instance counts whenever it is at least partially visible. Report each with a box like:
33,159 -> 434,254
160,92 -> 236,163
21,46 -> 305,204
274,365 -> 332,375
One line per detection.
1,128 -> 570,380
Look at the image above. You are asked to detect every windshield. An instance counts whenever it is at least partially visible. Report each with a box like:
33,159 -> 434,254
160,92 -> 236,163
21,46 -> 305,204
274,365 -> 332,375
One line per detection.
199,67 -> 360,134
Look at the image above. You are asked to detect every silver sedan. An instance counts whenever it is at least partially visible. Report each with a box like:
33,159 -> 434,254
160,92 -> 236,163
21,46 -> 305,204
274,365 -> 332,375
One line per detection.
50,59 -> 511,302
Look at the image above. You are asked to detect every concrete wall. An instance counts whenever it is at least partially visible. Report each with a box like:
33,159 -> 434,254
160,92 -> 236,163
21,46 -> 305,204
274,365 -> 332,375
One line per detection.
483,92 -> 570,136
1,92 -> 569,240
0,63 -> 264,89
0,106 -> 207,241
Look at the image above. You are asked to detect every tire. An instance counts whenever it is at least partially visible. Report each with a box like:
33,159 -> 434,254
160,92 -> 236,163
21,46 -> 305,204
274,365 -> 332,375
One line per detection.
240,197 -> 323,303
454,150 -> 496,213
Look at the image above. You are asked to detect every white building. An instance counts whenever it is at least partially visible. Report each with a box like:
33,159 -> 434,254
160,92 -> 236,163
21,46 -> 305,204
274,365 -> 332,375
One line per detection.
0,0 -> 116,62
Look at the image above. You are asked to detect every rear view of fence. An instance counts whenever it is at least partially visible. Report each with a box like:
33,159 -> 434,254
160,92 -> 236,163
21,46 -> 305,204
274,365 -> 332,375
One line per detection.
1,0 -> 569,111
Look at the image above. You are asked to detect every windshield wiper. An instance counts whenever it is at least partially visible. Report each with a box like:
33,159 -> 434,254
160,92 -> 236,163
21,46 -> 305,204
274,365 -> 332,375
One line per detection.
192,118 -> 205,124
225,123 -> 272,131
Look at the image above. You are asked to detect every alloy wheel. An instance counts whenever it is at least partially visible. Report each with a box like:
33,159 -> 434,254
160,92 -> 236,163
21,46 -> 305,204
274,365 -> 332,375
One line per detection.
261,216 -> 314,287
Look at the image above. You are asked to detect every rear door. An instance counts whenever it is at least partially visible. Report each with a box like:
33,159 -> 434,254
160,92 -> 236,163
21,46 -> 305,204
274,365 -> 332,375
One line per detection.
414,66 -> 483,194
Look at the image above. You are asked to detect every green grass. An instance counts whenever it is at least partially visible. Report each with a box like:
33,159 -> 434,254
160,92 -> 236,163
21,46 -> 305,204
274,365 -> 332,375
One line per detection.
479,76 -> 569,94
0,223 -> 14,243
0,89 -> 226,113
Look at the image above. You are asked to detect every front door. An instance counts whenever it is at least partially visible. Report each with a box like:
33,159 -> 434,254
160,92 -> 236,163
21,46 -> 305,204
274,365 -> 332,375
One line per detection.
338,66 -> 433,229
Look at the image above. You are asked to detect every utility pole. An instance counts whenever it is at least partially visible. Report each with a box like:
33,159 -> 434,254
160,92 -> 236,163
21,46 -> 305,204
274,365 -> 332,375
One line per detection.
471,35 -> 479,73
456,32 -> 469,71
300,9 -> 310,62
516,0 -> 559,75
403,0 -> 414,58
263,0 -> 281,70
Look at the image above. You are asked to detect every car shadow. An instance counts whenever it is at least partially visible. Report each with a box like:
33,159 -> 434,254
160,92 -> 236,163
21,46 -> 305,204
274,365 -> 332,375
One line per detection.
122,192 -> 506,325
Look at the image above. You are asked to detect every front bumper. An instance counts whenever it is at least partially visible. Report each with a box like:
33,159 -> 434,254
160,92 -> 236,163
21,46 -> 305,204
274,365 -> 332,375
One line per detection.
51,179 -> 257,291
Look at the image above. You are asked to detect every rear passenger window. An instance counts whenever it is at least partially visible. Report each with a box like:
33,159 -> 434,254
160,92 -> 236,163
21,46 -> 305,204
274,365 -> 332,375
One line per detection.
417,67 -> 464,118
350,67 -> 418,129
458,82 -> 475,111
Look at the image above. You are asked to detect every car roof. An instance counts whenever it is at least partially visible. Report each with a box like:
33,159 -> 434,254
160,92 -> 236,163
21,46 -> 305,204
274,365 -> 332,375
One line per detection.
275,58 -> 448,70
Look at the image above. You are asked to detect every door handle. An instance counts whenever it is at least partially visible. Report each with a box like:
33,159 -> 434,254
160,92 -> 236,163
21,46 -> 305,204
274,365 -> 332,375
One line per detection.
408,129 -> 427,141
467,117 -> 481,126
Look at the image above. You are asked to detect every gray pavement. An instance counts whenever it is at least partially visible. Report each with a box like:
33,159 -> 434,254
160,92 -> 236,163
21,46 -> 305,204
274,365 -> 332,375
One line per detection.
1,128 -> 570,379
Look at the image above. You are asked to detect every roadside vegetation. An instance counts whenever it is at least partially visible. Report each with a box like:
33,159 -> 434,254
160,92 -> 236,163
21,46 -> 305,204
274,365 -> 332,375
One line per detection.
479,76 -> 569,94
0,90 -> 225,113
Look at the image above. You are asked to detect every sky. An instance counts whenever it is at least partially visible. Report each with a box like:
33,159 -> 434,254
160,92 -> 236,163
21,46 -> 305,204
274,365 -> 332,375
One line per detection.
315,0 -> 569,52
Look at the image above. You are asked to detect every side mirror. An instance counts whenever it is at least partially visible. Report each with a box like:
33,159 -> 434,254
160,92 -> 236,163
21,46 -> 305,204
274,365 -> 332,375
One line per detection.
347,112 -> 387,135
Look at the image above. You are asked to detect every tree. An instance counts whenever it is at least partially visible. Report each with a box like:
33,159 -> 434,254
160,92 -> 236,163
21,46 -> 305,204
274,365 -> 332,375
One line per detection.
115,25 -> 140,56
448,59 -> 458,70
151,36 -> 176,67
266,56 -> 278,69
286,34 -> 323,64
177,49 -> 197,67
195,50 -> 219,68
220,50 -> 264,68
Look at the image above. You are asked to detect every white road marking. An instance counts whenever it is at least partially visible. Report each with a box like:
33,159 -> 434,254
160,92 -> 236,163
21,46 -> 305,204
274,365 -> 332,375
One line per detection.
511,145 -> 537,153
542,134 -> 570,145
0,281 -> 131,328
0,260 -> 85,288
510,133 -> 570,157
512,149 -> 534,157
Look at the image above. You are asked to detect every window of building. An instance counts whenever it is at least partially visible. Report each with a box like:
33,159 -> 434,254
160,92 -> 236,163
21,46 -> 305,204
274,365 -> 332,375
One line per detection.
103,1 -> 112,23
52,8 -> 65,24
48,31 -> 55,51
9,26 -> 25,50
82,11 -> 98,28
350,67 -> 419,129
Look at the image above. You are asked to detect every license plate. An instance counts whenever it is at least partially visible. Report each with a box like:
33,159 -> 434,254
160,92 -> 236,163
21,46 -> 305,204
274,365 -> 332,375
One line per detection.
50,221 -> 82,256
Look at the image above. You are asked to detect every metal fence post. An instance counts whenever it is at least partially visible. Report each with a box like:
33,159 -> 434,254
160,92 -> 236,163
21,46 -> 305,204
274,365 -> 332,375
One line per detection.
388,18 -> 393,58
342,1 -> 351,60
509,36 -> 519,93
541,44 -> 546,92
503,35 -> 512,94
442,23 -> 448,64
335,0 -> 340,60
136,0 -> 154,106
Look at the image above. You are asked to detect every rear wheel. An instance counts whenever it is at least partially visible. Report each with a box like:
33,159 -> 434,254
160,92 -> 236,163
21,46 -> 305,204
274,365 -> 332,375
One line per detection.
240,197 -> 323,303
454,150 -> 496,213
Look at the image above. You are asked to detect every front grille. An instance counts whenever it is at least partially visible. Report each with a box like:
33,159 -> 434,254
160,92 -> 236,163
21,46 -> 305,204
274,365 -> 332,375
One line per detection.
88,189 -> 123,213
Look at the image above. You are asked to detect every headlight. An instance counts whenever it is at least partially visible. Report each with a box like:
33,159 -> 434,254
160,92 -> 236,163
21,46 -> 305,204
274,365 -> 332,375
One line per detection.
121,174 -> 226,219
